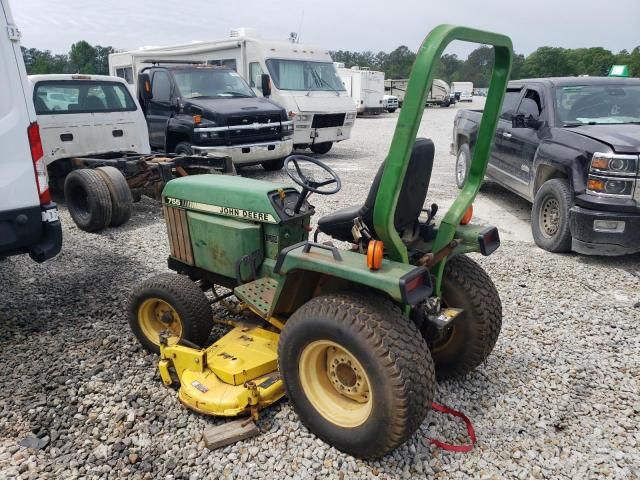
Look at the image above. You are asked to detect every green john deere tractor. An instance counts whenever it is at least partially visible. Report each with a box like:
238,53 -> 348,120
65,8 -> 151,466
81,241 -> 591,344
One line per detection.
128,25 -> 513,458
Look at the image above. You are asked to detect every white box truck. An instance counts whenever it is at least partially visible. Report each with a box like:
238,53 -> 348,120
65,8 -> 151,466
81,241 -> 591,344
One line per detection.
335,64 -> 384,115
0,0 -> 62,262
109,28 -> 357,155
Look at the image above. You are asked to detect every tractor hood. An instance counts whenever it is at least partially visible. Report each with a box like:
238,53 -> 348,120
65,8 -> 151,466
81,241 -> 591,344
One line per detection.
162,175 -> 295,224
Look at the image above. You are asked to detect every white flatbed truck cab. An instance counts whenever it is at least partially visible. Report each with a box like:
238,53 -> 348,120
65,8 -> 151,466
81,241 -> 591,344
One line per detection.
109,28 -> 357,155
0,0 -> 61,262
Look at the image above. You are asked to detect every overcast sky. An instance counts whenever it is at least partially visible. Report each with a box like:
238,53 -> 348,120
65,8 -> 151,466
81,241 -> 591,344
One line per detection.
10,0 -> 640,58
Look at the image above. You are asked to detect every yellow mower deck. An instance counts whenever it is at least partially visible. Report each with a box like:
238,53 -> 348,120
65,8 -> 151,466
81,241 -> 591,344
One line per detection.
159,325 -> 284,417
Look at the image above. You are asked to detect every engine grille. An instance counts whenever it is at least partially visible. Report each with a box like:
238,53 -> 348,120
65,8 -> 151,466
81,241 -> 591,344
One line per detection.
311,113 -> 346,128
163,205 -> 194,265
227,114 -> 282,144
227,113 -> 281,126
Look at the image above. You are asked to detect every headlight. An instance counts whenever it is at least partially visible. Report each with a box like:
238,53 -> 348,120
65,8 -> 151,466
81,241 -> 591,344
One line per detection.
296,113 -> 312,122
590,152 -> 638,176
587,176 -> 635,196
345,112 -> 356,120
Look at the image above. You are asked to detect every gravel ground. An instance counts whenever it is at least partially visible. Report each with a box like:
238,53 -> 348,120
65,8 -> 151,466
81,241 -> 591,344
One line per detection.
1,101 -> 639,479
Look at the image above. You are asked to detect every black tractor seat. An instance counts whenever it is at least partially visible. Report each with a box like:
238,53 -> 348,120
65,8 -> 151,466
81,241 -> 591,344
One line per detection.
317,138 -> 435,243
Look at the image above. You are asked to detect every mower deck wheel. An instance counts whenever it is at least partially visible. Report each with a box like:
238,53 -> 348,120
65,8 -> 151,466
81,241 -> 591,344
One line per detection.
128,273 -> 213,354
429,254 -> 502,378
278,291 -> 435,459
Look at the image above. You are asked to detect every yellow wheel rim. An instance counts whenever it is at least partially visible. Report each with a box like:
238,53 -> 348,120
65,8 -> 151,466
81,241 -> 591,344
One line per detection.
299,340 -> 372,428
138,298 -> 183,347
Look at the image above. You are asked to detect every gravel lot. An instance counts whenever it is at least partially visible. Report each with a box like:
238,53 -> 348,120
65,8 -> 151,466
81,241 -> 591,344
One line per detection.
1,100 -> 639,479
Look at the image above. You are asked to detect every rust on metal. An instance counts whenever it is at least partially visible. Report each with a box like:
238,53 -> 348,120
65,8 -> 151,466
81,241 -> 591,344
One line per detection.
164,206 -> 194,265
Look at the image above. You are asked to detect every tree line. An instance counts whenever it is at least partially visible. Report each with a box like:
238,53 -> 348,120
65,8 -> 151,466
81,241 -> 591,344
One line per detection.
21,40 -> 640,87
331,45 -> 640,86
21,41 -> 113,76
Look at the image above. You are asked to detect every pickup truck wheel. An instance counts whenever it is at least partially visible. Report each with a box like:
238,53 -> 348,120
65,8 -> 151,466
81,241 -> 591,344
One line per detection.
175,142 -> 194,155
455,143 -> 470,189
279,292 -> 435,459
96,166 -> 133,227
64,169 -> 112,232
428,254 -> 502,379
310,142 -> 333,155
387,108 -> 397,113
261,158 -> 285,171
532,179 -> 573,252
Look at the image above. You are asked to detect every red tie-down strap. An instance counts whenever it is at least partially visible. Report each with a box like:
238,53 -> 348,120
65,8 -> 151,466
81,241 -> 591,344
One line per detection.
427,402 -> 477,453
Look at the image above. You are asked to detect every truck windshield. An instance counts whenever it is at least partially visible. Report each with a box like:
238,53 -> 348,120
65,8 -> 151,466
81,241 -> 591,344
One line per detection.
556,84 -> 640,125
173,69 -> 255,99
265,59 -> 346,92
33,80 -> 137,114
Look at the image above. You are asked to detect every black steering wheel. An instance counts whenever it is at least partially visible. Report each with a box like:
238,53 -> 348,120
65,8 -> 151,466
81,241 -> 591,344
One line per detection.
284,155 -> 342,195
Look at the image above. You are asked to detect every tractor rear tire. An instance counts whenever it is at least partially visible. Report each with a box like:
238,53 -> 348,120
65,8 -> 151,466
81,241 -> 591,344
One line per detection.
96,166 -> 133,227
64,169 -> 112,232
278,292 -> 435,459
429,254 -> 502,379
128,273 -> 213,354
309,142 -> 333,154
261,158 -> 285,171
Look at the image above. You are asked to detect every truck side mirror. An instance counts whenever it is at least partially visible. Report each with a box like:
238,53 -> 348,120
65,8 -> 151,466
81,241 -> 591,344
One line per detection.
138,73 -> 153,101
512,113 -> 541,129
261,74 -> 271,98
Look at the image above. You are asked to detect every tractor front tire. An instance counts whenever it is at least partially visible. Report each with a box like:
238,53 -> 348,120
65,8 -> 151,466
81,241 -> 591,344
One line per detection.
128,273 -> 213,354
96,166 -> 133,227
278,292 -> 435,459
429,254 -> 502,379
64,169 -> 112,232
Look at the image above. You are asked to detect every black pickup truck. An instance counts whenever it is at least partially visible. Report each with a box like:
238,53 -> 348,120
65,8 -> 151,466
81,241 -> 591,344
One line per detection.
452,77 -> 640,256
138,61 -> 293,170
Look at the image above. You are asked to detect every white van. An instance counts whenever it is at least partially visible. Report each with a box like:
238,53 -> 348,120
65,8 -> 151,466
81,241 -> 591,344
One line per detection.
109,28 -> 357,155
335,65 -> 385,115
0,0 -> 61,262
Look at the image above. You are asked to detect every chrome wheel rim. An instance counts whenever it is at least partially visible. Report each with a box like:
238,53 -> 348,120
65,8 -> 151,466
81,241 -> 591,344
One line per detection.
456,150 -> 467,185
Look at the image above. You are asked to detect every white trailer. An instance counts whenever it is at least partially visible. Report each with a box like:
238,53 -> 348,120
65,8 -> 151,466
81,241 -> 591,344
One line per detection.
335,64 -> 384,115
109,28 -> 357,155
451,81 -> 474,102
384,78 -> 451,107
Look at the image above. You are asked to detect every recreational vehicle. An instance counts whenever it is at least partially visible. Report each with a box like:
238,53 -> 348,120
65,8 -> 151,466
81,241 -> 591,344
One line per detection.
109,28 -> 356,154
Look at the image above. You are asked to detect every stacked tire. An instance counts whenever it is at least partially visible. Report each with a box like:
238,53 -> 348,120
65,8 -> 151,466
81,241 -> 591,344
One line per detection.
64,167 -> 133,232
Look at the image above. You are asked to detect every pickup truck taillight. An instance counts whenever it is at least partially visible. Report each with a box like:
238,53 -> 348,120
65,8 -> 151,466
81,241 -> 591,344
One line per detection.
27,122 -> 51,205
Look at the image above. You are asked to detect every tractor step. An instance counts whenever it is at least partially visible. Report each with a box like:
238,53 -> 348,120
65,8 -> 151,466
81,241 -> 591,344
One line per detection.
234,277 -> 279,318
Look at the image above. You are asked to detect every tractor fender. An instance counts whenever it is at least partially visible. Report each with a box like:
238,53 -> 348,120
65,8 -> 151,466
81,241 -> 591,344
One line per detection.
267,242 -> 432,317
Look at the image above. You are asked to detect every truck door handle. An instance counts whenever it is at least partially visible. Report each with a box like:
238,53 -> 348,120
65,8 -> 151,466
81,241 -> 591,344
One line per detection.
60,133 -> 73,142
112,129 -> 124,137
502,132 -> 512,139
